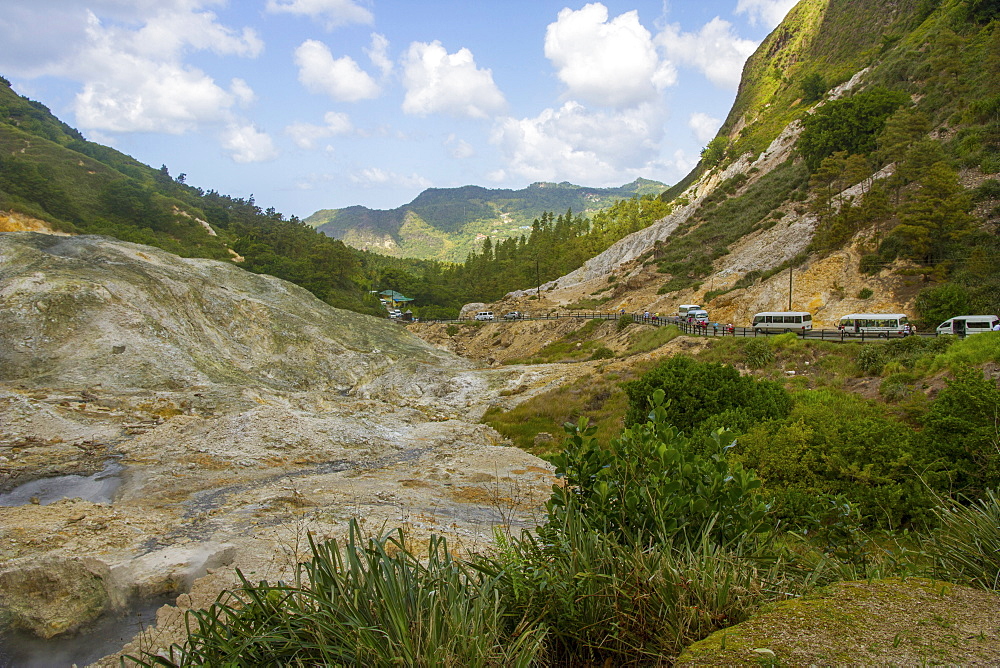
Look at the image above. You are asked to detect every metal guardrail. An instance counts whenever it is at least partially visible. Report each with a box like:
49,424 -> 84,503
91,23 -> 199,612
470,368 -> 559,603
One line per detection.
417,311 -> 942,342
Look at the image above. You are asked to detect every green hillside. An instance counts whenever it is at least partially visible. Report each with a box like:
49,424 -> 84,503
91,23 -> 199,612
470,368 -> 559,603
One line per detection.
305,179 -> 667,262
0,76 -> 379,315
651,0 -> 1000,319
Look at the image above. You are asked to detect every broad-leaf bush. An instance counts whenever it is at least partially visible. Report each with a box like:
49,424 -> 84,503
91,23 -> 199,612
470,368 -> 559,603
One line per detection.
920,364 -> 1000,499
548,391 -> 769,548
735,389 -> 935,529
622,355 -> 791,433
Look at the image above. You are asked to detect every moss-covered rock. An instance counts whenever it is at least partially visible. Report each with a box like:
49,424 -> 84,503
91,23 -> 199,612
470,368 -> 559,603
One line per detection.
677,577 -> 1000,665
0,555 -> 114,638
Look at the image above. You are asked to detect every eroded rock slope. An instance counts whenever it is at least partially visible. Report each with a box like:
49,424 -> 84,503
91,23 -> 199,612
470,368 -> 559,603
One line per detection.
0,232 -> 559,664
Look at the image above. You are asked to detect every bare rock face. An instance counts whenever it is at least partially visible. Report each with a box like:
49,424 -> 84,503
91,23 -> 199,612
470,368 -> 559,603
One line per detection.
0,232 -> 559,664
0,555 -> 114,638
0,232 -> 461,393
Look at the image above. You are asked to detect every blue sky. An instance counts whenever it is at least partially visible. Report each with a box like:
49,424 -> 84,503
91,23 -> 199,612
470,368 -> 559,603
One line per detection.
0,0 -> 797,218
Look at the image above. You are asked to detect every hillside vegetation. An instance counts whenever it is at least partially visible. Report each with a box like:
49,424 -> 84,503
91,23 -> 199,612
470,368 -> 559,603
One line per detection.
650,0 -> 1000,323
304,179 -> 667,262
0,76 -> 376,314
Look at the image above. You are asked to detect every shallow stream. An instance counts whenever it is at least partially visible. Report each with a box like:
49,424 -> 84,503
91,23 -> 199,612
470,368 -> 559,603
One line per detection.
0,460 -> 123,507
0,593 -> 173,668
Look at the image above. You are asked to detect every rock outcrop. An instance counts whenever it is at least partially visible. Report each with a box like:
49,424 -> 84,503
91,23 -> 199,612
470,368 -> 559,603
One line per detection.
0,232 -> 562,664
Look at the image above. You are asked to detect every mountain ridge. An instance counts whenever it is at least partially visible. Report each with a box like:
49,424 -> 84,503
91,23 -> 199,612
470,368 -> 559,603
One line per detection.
304,178 -> 667,262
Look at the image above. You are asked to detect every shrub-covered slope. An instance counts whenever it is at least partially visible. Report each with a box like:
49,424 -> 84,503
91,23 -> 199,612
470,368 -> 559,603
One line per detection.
305,179 -> 667,262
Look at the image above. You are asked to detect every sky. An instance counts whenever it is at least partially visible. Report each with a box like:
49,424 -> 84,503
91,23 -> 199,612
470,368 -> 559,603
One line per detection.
0,0 -> 798,219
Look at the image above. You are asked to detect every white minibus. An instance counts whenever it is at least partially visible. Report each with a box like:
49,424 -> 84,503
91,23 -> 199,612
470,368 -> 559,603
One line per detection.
678,304 -> 700,318
838,313 -> 909,337
751,311 -> 813,333
688,309 -> 709,323
936,315 -> 999,336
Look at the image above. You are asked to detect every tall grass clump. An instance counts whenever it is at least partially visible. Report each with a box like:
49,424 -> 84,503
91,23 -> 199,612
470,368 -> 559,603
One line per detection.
127,522 -> 545,667
744,338 -> 775,369
476,510 -> 798,665
929,491 -> 1000,590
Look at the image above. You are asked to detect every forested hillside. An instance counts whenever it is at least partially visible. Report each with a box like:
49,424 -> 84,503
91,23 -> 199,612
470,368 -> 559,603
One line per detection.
627,0 -> 1000,325
305,179 -> 666,262
0,76 -> 377,314
0,75 -> 672,319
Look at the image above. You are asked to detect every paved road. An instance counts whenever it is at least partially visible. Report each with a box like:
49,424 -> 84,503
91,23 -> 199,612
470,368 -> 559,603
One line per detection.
417,311 -> 939,343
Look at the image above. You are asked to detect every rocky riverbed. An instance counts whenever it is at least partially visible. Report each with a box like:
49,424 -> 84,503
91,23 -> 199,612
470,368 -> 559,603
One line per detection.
0,233 -> 561,665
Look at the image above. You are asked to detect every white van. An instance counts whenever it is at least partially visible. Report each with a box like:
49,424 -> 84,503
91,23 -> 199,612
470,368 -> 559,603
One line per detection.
688,309 -> 709,323
475,311 -> 495,321
936,315 -> 998,336
678,304 -> 700,318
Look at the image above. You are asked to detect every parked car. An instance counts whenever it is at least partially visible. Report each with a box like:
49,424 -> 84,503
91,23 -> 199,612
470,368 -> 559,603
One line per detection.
388,309 -> 402,318
475,311 -> 495,321
503,311 -> 524,320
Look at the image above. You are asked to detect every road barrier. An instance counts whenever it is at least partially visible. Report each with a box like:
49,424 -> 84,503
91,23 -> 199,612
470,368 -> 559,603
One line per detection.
420,311 -> 939,342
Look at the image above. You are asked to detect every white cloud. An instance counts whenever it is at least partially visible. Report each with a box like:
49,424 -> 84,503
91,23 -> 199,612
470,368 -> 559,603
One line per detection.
265,0 -> 373,29
350,168 -> 432,190
672,148 -> 699,176
401,41 -> 506,118
688,112 -> 722,143
656,17 -> 757,90
295,39 -> 380,102
490,101 -> 667,185
230,78 -> 256,107
544,3 -> 676,108
735,0 -> 798,28
285,111 -> 354,149
118,6 -> 263,59
6,5 -> 263,137
445,135 -> 475,159
222,123 -> 278,163
365,33 -> 393,78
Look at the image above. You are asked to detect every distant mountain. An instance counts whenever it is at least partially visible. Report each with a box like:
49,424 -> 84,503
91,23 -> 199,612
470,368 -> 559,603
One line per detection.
305,179 -> 667,262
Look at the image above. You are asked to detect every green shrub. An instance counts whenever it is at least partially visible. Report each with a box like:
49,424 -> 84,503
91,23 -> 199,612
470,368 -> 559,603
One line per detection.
920,365 -> 1000,499
589,346 -> 615,361
548,394 -> 769,548
744,339 -> 775,369
736,389 -> 934,530
879,372 -> 917,402
859,253 -> 884,274
446,324 -> 459,337
622,355 -> 791,432
856,344 -> 887,375
857,287 -> 874,299
883,333 -> 953,369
